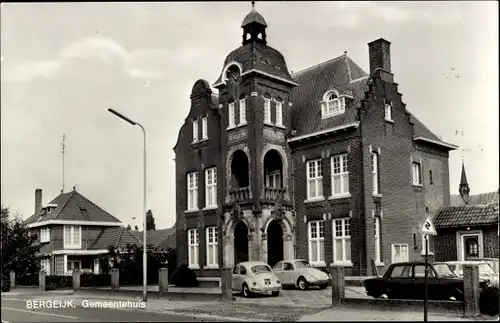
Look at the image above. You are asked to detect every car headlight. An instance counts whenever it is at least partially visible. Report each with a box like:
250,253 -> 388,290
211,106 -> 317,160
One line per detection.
277,280 -> 281,285
306,275 -> 316,281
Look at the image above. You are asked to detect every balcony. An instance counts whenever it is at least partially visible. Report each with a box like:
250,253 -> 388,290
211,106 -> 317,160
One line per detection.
229,187 -> 252,202
263,187 -> 286,201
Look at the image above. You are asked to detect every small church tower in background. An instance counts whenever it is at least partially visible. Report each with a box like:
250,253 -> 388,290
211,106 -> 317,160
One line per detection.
459,160 -> 470,204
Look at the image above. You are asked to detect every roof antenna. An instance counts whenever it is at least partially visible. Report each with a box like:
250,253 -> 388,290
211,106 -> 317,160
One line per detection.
61,134 -> 66,194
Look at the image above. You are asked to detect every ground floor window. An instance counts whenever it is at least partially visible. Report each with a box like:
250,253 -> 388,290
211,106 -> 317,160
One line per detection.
188,229 -> 199,269
55,255 -> 65,275
308,220 -> 325,266
206,227 -> 218,267
333,218 -> 351,264
392,244 -> 409,263
67,258 -> 81,271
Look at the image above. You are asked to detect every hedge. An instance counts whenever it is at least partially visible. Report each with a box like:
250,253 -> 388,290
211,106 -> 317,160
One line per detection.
45,275 -> 73,291
16,273 -> 39,286
170,264 -> 198,287
480,285 -> 499,316
80,274 -> 111,287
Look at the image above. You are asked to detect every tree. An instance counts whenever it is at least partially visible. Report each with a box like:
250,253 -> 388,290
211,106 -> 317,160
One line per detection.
1,205 -> 41,291
126,224 -> 131,230
146,209 -> 156,231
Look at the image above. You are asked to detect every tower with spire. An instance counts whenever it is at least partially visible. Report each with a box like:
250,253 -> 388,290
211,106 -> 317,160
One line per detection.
459,160 -> 470,204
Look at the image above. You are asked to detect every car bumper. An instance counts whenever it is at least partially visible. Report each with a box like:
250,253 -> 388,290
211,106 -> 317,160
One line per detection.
308,279 -> 330,285
250,285 -> 281,294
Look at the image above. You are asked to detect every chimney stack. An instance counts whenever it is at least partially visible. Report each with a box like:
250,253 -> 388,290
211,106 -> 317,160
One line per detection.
368,38 -> 392,77
35,189 -> 42,214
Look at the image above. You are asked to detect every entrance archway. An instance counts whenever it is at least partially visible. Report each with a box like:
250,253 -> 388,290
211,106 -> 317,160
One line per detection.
267,220 -> 284,267
234,221 -> 249,264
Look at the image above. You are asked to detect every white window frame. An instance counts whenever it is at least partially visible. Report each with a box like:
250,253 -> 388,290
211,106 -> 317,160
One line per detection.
372,152 -> 379,195
391,243 -> 409,263
384,102 -> 393,121
333,218 -> 352,265
192,119 -> 199,142
412,162 -> 422,185
265,170 -> 281,188
55,255 -> 65,275
374,217 -> 382,264
41,258 -> 51,275
187,171 -> 199,211
264,98 -> 271,124
188,229 -> 199,269
63,225 -> 81,249
67,259 -> 82,270
228,102 -> 236,128
202,116 -> 208,140
205,227 -> 218,268
330,154 -> 349,197
308,221 -> 325,267
239,98 -> 246,125
275,100 -> 283,126
321,92 -> 345,119
204,168 -> 217,208
40,227 -> 50,243
306,159 -> 323,201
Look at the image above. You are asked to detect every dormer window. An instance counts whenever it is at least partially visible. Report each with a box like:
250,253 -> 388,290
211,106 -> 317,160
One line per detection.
43,204 -> 58,214
321,91 -> 345,119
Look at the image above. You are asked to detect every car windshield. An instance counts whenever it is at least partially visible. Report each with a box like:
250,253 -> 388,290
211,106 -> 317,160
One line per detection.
450,263 -> 496,276
294,261 -> 311,269
433,264 -> 457,278
251,265 -> 272,274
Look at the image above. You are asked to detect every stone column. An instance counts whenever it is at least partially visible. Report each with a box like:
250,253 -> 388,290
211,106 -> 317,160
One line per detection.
261,233 -> 268,263
224,234 -> 234,268
39,270 -> 46,292
283,234 -> 293,260
330,266 -> 345,306
248,231 -> 254,261
111,269 -> 119,293
463,264 -> 480,316
72,270 -> 81,290
158,267 -> 168,297
9,271 -> 15,290
221,267 -> 233,302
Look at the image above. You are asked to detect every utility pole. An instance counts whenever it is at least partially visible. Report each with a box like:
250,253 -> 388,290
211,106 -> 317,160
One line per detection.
61,134 -> 66,193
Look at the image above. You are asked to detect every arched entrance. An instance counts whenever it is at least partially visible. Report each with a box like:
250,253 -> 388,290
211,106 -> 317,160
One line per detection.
234,221 -> 249,264
267,220 -> 284,268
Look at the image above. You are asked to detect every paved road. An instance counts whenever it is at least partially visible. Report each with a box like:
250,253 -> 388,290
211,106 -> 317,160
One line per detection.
1,299 -> 234,322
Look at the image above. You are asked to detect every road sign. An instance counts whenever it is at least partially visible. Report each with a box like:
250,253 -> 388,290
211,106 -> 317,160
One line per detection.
421,216 -> 437,236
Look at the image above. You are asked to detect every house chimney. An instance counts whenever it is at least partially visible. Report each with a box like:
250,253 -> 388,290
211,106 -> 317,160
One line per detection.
35,189 -> 42,214
368,38 -> 391,74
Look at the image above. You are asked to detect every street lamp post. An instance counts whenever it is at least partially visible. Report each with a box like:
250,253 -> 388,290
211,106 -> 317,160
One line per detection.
107,108 -> 148,302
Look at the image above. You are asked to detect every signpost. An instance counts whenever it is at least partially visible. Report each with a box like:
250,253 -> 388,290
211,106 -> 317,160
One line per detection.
421,216 -> 438,322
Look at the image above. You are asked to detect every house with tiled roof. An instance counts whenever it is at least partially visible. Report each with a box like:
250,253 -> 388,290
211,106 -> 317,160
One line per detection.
173,6 -> 458,277
434,162 -> 499,261
25,187 -> 139,275
131,227 -> 176,250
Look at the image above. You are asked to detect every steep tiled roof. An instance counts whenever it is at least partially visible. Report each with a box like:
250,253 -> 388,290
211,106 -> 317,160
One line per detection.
435,203 -> 499,228
89,227 -> 141,250
450,191 -> 499,206
24,189 -> 121,225
132,228 -> 176,250
241,9 -> 267,27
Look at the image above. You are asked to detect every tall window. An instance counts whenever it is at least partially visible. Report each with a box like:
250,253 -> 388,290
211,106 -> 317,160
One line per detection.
374,217 -> 381,263
384,102 -> 392,121
331,154 -> 349,196
192,119 -> 199,142
266,171 -> 281,188
206,227 -> 218,267
275,101 -> 283,126
321,92 -> 345,118
392,244 -> 409,263
187,171 -> 198,211
239,98 -> 246,125
228,102 -> 236,128
188,229 -> 199,268
205,168 -> 217,208
264,98 -> 271,123
202,116 -> 208,140
333,218 -> 351,264
372,152 -> 379,194
40,227 -> 50,243
308,221 -> 325,265
63,225 -> 81,249
306,159 -> 323,200
412,162 -> 421,185
55,255 -> 64,275
41,258 -> 51,275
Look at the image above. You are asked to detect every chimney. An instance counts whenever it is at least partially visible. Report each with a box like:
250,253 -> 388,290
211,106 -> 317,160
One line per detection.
35,189 -> 42,214
368,38 -> 391,74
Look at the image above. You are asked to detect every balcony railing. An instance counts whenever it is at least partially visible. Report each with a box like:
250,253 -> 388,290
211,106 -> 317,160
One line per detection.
229,187 -> 251,202
264,187 -> 286,201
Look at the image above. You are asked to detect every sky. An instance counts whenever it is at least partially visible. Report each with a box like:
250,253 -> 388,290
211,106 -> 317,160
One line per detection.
1,1 -> 498,230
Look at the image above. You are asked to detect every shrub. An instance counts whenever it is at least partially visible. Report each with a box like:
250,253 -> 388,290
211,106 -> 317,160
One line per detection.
1,274 -> 10,292
170,264 -> 198,287
45,275 -> 73,291
16,273 -> 39,286
80,274 -> 111,287
479,285 -> 499,316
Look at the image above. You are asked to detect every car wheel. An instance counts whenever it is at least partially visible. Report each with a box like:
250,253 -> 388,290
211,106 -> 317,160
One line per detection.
242,284 -> 252,298
297,277 -> 309,290
319,284 -> 328,290
272,291 -> 280,297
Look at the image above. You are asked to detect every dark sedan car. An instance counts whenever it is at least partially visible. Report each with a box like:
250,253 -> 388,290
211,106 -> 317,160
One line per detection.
364,261 -> 488,301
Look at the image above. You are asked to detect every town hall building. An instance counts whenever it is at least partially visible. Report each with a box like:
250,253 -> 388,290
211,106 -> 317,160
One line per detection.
174,7 -> 458,277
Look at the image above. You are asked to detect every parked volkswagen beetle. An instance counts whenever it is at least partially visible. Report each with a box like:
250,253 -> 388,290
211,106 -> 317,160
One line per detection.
232,261 -> 281,297
273,259 -> 331,290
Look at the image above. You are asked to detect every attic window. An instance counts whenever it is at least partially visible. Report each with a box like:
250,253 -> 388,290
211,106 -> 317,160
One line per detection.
321,90 -> 345,119
44,204 -> 58,214
79,206 -> 87,212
